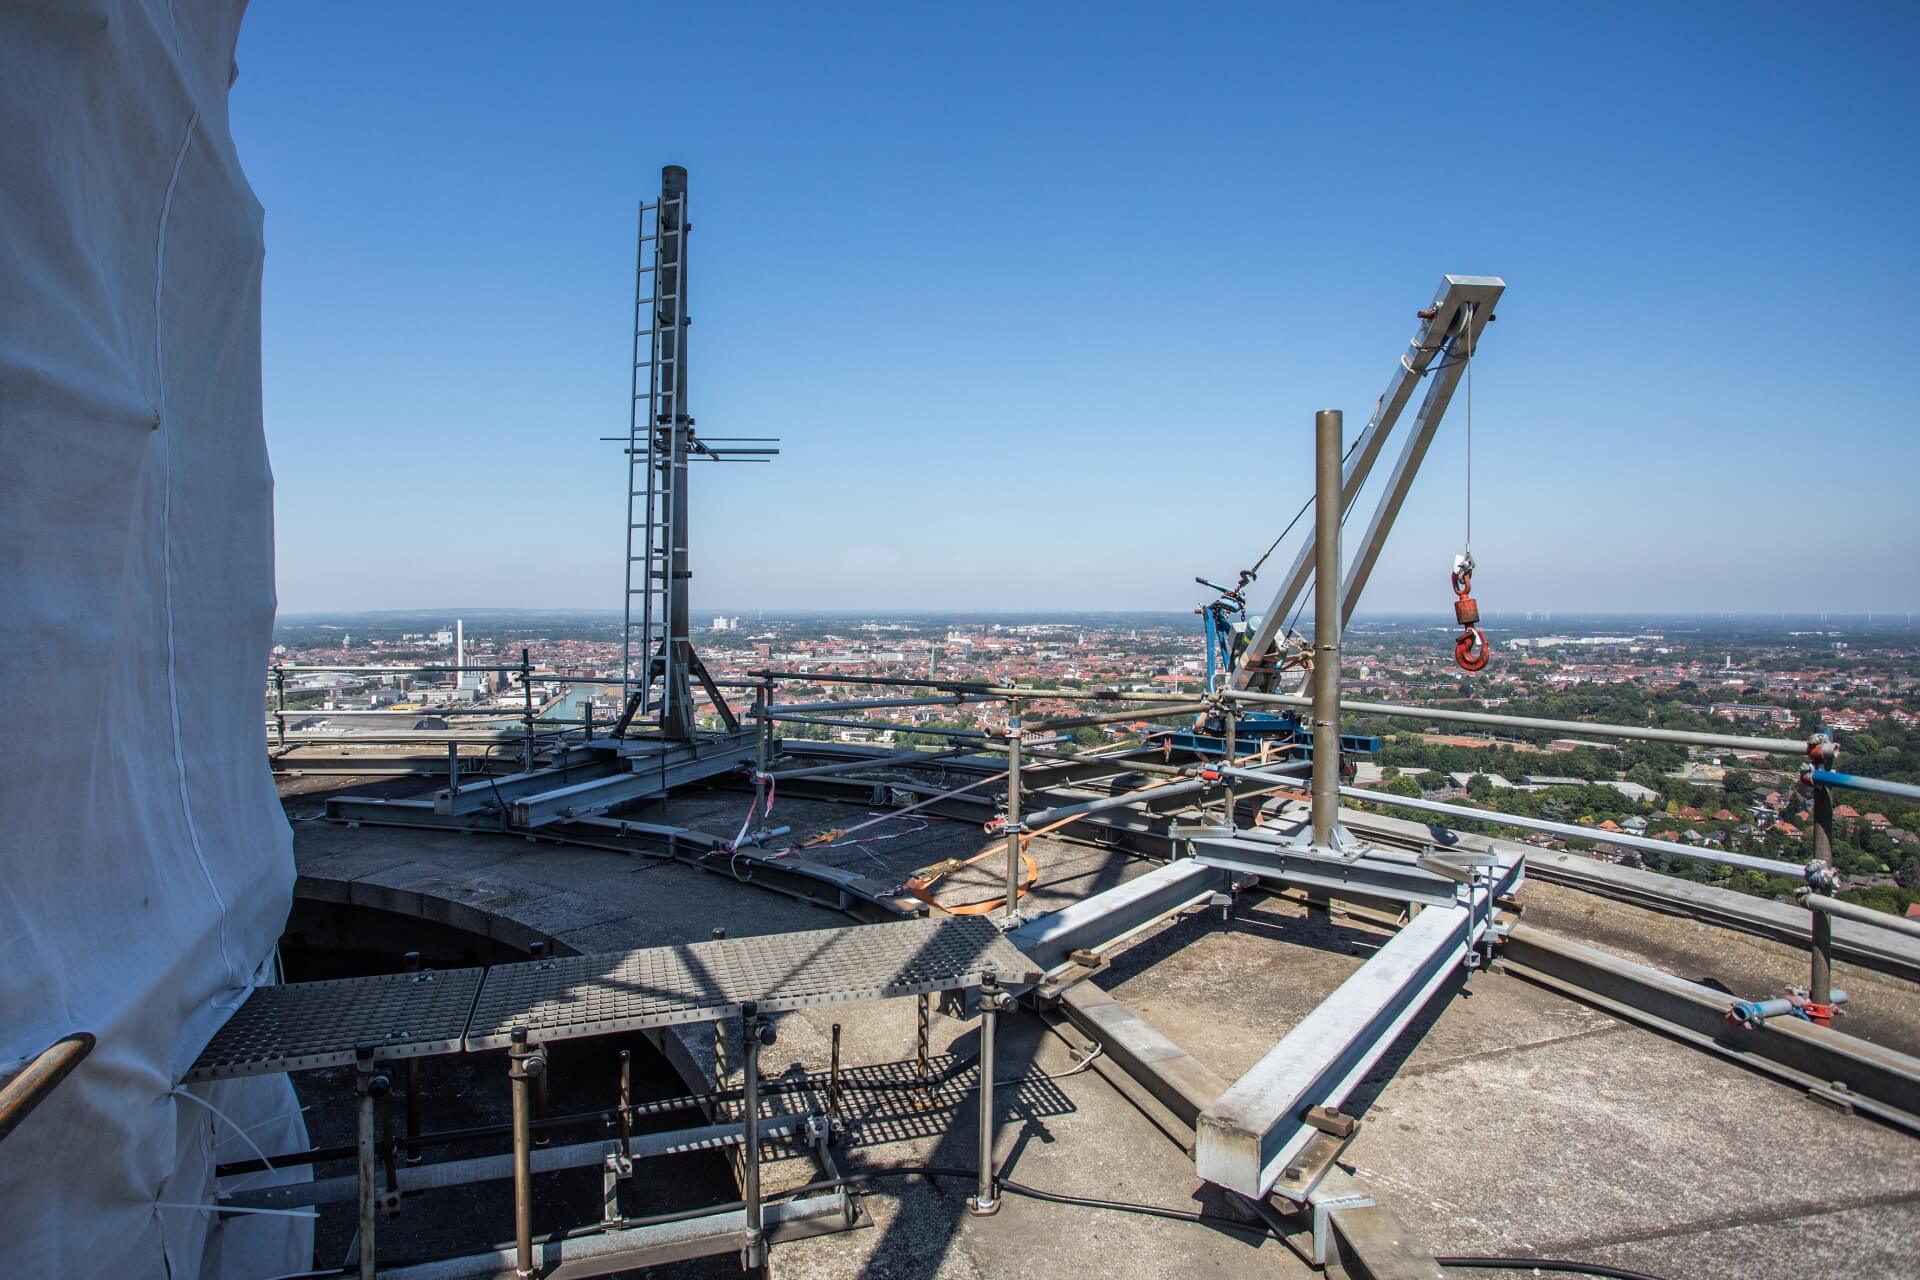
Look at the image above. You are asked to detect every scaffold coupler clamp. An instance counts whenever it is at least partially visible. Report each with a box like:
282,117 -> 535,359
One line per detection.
1807,732 -> 1838,771
1726,989 -> 1848,1031
1450,554 -> 1489,672
1801,995 -> 1841,1026
1802,859 -> 1842,895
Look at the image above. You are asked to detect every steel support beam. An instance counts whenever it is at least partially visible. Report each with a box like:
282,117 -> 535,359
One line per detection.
1058,982 -> 1228,1133
1008,860 -> 1231,972
436,760 -> 621,816
1018,777 -> 1212,832
1196,854 -> 1523,1198
511,772 -> 670,828
1191,836 -> 1463,909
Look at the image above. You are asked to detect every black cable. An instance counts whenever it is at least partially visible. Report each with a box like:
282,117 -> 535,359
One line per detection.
865,1169 -> 1673,1280
854,1165 -> 1276,1240
1240,431 -> 1364,585
1435,1259 -> 1670,1280
480,742 -> 511,831
1244,498 -> 1313,583
995,1175 -> 1275,1239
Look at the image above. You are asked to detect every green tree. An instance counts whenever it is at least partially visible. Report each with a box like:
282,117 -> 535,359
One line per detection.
1467,774 -> 1494,802
1897,856 -> 1920,891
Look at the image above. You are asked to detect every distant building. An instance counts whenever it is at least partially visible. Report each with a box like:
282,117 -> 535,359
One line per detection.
1710,702 -> 1795,725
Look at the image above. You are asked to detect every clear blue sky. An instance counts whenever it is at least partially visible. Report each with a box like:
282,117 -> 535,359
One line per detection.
232,3 -> 1918,617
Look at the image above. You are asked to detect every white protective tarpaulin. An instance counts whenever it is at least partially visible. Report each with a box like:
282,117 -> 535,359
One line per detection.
1,2 -> 308,1275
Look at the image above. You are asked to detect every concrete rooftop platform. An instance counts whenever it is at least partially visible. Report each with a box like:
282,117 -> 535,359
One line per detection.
282,775 -> 1920,1280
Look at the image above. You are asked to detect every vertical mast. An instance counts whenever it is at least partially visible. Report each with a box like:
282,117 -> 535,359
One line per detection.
655,165 -> 696,737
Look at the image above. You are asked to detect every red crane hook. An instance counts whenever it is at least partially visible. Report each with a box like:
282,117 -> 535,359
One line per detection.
1451,555 -> 1490,672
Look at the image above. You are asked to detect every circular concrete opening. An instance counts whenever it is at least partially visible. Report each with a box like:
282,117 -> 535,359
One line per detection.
275,897 -> 740,1273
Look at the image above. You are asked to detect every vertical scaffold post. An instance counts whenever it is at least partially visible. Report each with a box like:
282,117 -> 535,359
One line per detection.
403,953 -> 423,1164
274,665 -> 287,750
1810,777 -> 1836,1022
521,648 -> 535,772
913,993 -> 934,1107
658,165 -> 698,740
741,1003 -> 775,1270
753,680 -> 771,816
967,972 -> 1007,1217
353,1043 -> 385,1280
828,1022 -> 845,1128
1311,408 -> 1344,851
528,944 -> 551,1146
1222,704 -> 1238,832
617,1049 -> 633,1161
1004,701 -> 1024,923
507,1027 -> 543,1280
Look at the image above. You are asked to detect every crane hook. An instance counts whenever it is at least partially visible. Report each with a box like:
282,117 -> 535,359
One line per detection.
1455,627 -> 1490,672
1451,554 -> 1489,672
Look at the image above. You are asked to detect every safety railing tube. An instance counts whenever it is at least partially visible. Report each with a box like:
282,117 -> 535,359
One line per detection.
1003,704 -> 1023,922
1020,702 -> 1211,732
1727,990 -> 1850,1029
1012,776 -> 1213,832
1810,769 -> 1920,804
0,1032 -> 93,1146
1223,688 -> 1809,757
761,747 -> 963,783
1801,893 -> 1920,942
760,713 -> 991,740
763,694 -> 1000,715
1339,784 -> 1806,879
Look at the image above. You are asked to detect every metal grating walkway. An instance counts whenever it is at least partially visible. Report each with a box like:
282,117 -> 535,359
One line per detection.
185,918 -> 1036,1079
466,917 -> 1035,1049
186,967 -> 486,1082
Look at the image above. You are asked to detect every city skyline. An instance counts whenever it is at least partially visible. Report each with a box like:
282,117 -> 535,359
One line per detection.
233,5 -> 1919,615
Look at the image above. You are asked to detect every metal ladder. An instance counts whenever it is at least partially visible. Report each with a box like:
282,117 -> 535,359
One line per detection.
621,190 -> 686,726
